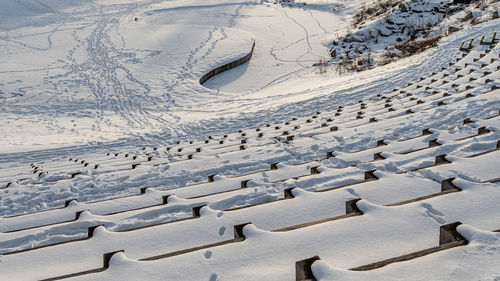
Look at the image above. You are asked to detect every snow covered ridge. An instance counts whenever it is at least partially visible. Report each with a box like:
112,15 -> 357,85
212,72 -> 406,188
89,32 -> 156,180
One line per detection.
0,31 -> 499,280
329,0 -> 500,69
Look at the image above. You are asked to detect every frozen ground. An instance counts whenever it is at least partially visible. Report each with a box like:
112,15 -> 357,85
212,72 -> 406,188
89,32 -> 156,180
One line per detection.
0,0 -> 499,280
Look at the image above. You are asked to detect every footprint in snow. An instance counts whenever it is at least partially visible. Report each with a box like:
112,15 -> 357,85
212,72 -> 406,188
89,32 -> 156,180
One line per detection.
421,203 -> 445,224
346,188 -> 361,198
218,226 -> 226,236
204,250 -> 212,259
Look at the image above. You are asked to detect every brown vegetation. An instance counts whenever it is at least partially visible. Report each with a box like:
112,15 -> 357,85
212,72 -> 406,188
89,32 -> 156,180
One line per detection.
379,35 -> 442,65
395,35 -> 442,56
352,0 -> 400,28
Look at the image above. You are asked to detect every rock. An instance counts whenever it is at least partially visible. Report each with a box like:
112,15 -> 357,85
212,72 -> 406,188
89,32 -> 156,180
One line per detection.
389,14 -> 407,25
446,6 -> 462,14
399,3 -> 409,12
379,27 -> 392,37
461,11 -> 473,22
349,35 -> 365,43
448,26 -> 461,33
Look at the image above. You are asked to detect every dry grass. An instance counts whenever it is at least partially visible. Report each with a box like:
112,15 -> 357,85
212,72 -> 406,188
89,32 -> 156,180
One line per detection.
335,52 -> 375,73
352,0 -> 400,28
378,48 -> 401,66
394,35 -> 442,56
378,35 -> 442,65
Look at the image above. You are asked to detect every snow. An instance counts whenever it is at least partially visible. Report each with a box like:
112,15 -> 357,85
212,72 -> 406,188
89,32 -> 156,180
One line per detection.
0,0 -> 499,280
329,0 -> 500,68
313,225 -> 500,281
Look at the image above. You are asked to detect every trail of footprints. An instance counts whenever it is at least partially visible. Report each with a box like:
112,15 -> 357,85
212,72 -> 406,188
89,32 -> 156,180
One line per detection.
0,37 -> 499,280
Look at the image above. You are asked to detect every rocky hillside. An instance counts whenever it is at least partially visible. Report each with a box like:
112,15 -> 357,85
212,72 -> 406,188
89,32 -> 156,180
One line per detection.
329,0 -> 499,70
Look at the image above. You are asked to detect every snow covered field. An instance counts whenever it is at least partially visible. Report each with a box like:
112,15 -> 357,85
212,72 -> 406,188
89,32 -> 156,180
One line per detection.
0,0 -> 354,153
0,0 -> 499,280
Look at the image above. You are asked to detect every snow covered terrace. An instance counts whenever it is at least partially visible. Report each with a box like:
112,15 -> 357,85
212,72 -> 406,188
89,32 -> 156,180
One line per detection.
0,0 -> 499,280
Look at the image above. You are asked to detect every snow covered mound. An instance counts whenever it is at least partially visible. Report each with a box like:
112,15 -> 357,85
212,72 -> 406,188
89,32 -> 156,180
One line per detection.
0,0 -> 499,280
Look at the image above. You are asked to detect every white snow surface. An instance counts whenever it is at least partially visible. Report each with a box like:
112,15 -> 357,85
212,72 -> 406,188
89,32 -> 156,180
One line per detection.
0,0 -> 499,280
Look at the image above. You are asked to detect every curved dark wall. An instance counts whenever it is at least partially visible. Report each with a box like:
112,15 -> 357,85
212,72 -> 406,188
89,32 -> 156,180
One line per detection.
199,40 -> 256,85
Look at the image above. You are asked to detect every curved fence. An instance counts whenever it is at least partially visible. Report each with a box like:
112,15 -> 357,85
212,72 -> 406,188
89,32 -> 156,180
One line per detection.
199,40 -> 256,85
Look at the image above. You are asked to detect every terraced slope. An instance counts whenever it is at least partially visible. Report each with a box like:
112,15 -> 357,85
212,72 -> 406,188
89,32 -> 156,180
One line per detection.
0,33 -> 498,280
